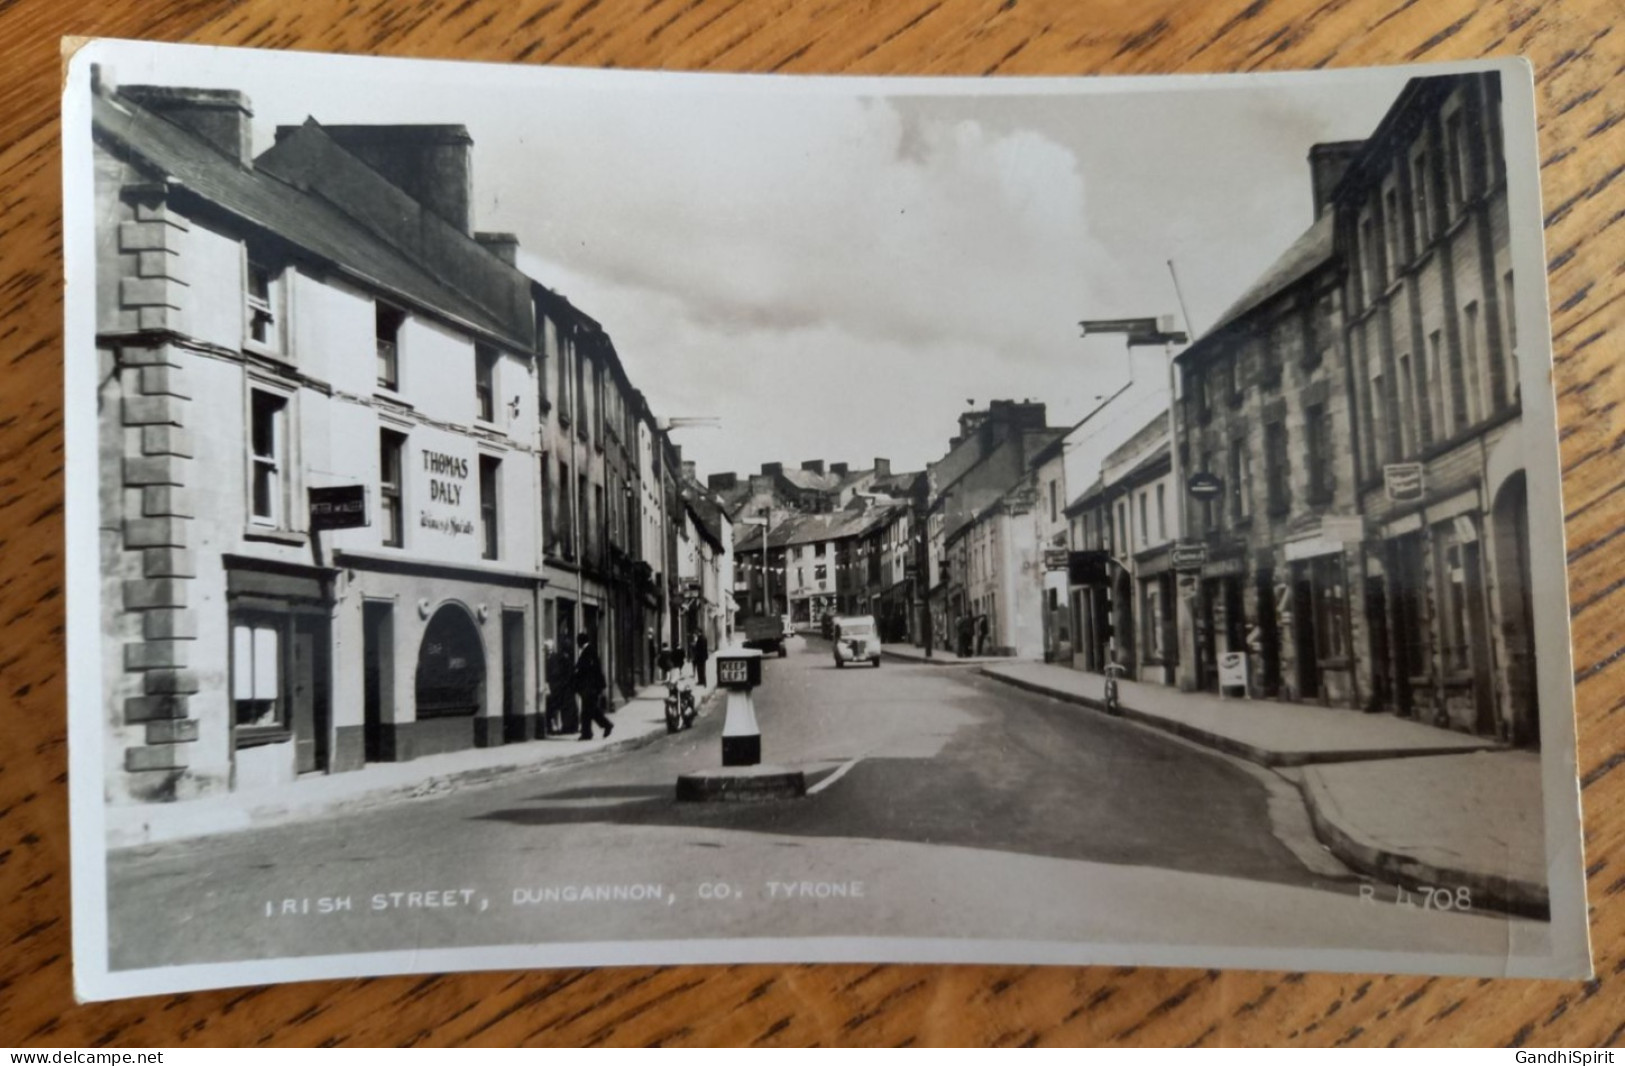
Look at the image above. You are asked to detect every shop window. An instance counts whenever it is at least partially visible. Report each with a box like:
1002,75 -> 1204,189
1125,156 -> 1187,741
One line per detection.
380,429 -> 405,548
475,345 -> 498,423
376,305 -> 403,390
1142,579 -> 1166,661
480,455 -> 501,560
249,389 -> 287,527
232,617 -> 284,736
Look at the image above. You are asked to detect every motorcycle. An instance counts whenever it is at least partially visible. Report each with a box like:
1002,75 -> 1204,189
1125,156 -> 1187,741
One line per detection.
663,673 -> 697,733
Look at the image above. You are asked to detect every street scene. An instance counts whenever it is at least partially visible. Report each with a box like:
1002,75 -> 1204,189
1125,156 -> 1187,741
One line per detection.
69,41 -> 1586,991
108,635 -> 1542,971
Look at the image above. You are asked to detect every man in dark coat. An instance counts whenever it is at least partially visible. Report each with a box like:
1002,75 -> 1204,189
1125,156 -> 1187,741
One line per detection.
574,633 -> 613,740
543,639 -> 573,735
690,629 -> 710,688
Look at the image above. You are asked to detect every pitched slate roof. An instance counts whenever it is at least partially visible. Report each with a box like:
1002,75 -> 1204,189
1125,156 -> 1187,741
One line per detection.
731,501 -> 900,552
1203,211 -> 1335,338
92,90 -> 533,351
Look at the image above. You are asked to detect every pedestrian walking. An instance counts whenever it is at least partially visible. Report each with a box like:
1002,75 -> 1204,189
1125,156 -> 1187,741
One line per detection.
691,629 -> 710,688
574,633 -> 613,740
976,614 -> 989,656
544,638 -> 575,735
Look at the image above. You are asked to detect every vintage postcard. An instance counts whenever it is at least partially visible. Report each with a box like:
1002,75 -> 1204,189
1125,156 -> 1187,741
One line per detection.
62,39 -> 1590,1000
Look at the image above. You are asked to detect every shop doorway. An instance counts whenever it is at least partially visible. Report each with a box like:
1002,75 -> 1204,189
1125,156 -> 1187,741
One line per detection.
362,601 -> 393,762
1493,473 -> 1539,746
291,617 -> 330,774
501,610 -> 527,744
1292,564 -> 1321,702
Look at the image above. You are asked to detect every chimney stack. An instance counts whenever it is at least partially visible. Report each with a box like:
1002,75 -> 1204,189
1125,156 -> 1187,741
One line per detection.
873,457 -> 891,478
708,472 -> 739,492
762,462 -> 784,477
801,459 -> 825,475
1308,141 -> 1365,217
121,85 -> 254,164
829,462 -> 849,477
681,460 -> 697,483
315,125 -> 475,233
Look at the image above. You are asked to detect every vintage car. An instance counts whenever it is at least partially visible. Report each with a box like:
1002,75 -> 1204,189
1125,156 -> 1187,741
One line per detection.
832,615 -> 882,668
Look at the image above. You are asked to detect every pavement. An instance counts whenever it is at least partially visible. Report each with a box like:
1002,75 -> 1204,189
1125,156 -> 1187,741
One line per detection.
881,643 -> 1012,666
105,680 -> 725,848
964,654 -> 1547,916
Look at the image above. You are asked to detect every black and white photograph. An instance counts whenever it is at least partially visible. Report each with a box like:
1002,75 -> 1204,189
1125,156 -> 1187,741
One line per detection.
62,39 -> 1590,1000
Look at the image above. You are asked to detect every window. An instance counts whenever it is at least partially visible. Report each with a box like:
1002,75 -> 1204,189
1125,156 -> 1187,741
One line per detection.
1360,214 -> 1380,303
1305,405 -> 1333,505
559,460 -> 574,558
1156,483 -> 1167,540
575,348 -> 588,440
557,332 -> 572,424
1049,479 -> 1058,524
1383,186 -> 1402,278
541,460 -> 554,555
1462,301 -> 1484,426
245,252 -> 284,352
476,346 -> 498,422
232,618 -> 283,732
250,390 -> 287,526
376,305 -> 403,390
1117,503 -> 1127,557
1264,421 -> 1289,516
380,429 -> 405,548
479,455 -> 500,560
593,483 -> 605,561
1445,110 -> 1466,215
815,564 -> 827,581
592,362 -> 604,447
1397,354 -> 1417,457
1425,331 -> 1445,442
1504,271 -> 1519,405
1229,442 -> 1252,523
815,541 -> 827,557
1410,149 -> 1432,246
1138,492 -> 1149,547
1447,310 -> 1471,432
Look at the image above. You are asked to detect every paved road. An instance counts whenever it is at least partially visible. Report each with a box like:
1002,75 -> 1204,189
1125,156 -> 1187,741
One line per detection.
107,635 -> 1536,972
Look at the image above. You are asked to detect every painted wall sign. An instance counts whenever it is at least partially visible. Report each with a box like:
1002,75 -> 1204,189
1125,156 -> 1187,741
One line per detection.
416,445 -> 476,538
1187,472 -> 1224,500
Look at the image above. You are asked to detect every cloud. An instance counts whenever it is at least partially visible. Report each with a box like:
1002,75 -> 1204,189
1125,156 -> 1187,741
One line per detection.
493,90 -> 1106,370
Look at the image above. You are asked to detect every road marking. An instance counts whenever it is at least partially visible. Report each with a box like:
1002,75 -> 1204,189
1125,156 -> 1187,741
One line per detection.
807,756 -> 863,795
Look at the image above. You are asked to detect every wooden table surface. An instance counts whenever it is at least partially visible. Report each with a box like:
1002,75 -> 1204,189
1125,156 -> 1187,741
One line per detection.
3,0 -> 1621,1048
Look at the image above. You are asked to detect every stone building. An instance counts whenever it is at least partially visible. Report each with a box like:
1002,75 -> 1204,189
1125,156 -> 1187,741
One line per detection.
93,80 -> 547,802
1170,72 -> 1530,742
1338,72 -> 1532,743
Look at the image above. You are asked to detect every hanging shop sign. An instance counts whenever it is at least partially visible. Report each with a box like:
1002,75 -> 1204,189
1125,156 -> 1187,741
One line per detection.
1384,462 -> 1424,502
1172,542 -> 1208,571
309,485 -> 367,531
1187,472 -> 1224,500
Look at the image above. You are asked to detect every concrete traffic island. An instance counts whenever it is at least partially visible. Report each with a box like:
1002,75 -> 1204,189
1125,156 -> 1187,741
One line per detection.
676,646 -> 807,803
676,764 -> 806,802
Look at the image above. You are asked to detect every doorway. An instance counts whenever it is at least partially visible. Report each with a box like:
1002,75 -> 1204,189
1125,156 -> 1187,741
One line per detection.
502,610 -> 528,744
362,601 -> 394,762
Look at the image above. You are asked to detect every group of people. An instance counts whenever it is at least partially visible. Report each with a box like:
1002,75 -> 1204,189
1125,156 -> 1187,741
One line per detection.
954,613 -> 991,658
542,629 -> 712,741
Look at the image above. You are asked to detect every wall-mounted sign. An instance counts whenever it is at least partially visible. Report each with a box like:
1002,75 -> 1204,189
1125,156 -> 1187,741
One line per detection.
1043,548 -> 1070,571
1384,462 -> 1424,502
416,445 -> 476,539
1187,472 -> 1224,500
309,485 -> 367,531
1172,542 -> 1208,570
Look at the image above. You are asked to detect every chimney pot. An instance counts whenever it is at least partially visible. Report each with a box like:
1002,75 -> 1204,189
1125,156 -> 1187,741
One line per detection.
314,125 -> 476,233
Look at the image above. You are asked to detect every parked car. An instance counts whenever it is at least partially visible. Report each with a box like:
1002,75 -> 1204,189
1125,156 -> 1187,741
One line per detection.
832,615 -> 882,668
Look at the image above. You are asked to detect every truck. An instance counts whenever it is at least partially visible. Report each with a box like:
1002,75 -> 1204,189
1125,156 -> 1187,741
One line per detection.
739,614 -> 788,657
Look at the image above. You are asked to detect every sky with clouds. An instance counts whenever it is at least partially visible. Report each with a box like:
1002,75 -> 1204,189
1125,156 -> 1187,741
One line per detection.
89,42 -> 1414,493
